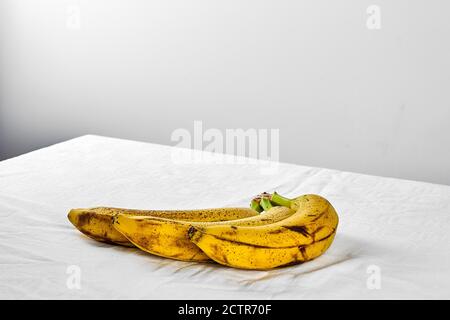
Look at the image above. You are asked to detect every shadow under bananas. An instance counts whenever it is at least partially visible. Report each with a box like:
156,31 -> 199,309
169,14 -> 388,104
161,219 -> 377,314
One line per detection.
102,232 -> 382,288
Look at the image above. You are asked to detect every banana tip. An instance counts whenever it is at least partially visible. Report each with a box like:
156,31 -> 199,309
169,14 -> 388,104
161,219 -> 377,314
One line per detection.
67,209 -> 80,226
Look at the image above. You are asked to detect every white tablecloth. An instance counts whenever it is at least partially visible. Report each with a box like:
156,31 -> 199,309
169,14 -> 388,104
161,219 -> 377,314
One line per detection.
0,135 -> 449,299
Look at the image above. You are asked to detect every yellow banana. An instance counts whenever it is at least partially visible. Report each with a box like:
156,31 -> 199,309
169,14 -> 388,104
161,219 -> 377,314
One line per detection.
113,206 -> 295,261
67,207 -> 258,246
188,194 -> 339,269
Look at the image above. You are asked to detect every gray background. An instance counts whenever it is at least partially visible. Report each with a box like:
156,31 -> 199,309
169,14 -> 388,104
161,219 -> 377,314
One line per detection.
1,0 -> 449,185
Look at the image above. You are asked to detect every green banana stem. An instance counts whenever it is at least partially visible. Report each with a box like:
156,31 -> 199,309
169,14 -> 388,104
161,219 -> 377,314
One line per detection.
250,198 -> 264,213
259,197 -> 273,211
270,192 -> 292,208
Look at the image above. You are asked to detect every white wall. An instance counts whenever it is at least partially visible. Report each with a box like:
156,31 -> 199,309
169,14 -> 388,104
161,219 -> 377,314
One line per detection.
1,0 -> 449,185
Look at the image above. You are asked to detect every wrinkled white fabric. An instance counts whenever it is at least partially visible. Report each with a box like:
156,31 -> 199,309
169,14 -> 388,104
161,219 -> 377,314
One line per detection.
0,135 -> 449,299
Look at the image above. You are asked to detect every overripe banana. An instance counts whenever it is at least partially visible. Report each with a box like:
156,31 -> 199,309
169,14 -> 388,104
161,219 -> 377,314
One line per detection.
188,194 -> 339,269
113,205 -> 295,261
67,207 -> 258,246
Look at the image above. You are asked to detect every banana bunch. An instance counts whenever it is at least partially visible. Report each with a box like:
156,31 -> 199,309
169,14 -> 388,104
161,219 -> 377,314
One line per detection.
68,192 -> 339,270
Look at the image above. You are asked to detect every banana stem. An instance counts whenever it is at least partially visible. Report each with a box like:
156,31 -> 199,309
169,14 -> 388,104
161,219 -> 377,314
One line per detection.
250,198 -> 264,213
270,192 -> 292,208
259,197 -> 273,211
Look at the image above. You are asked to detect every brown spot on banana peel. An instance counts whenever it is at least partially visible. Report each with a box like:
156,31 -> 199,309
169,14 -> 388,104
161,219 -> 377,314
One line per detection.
267,229 -> 284,234
69,210 -> 117,244
191,220 -> 335,250
123,225 -> 208,261
221,253 -> 230,265
69,207 -> 258,248
311,225 -> 326,241
188,226 -> 199,241
192,227 -> 337,269
283,225 -> 311,238
137,236 -> 147,247
76,212 -> 92,227
207,242 -> 228,265
68,209 -> 93,227
299,247 -> 308,260
276,260 -> 304,268
313,228 -> 336,242
175,238 -> 188,247
310,207 -> 330,222
277,231 -> 337,268
111,214 -> 119,225
190,228 -> 298,249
